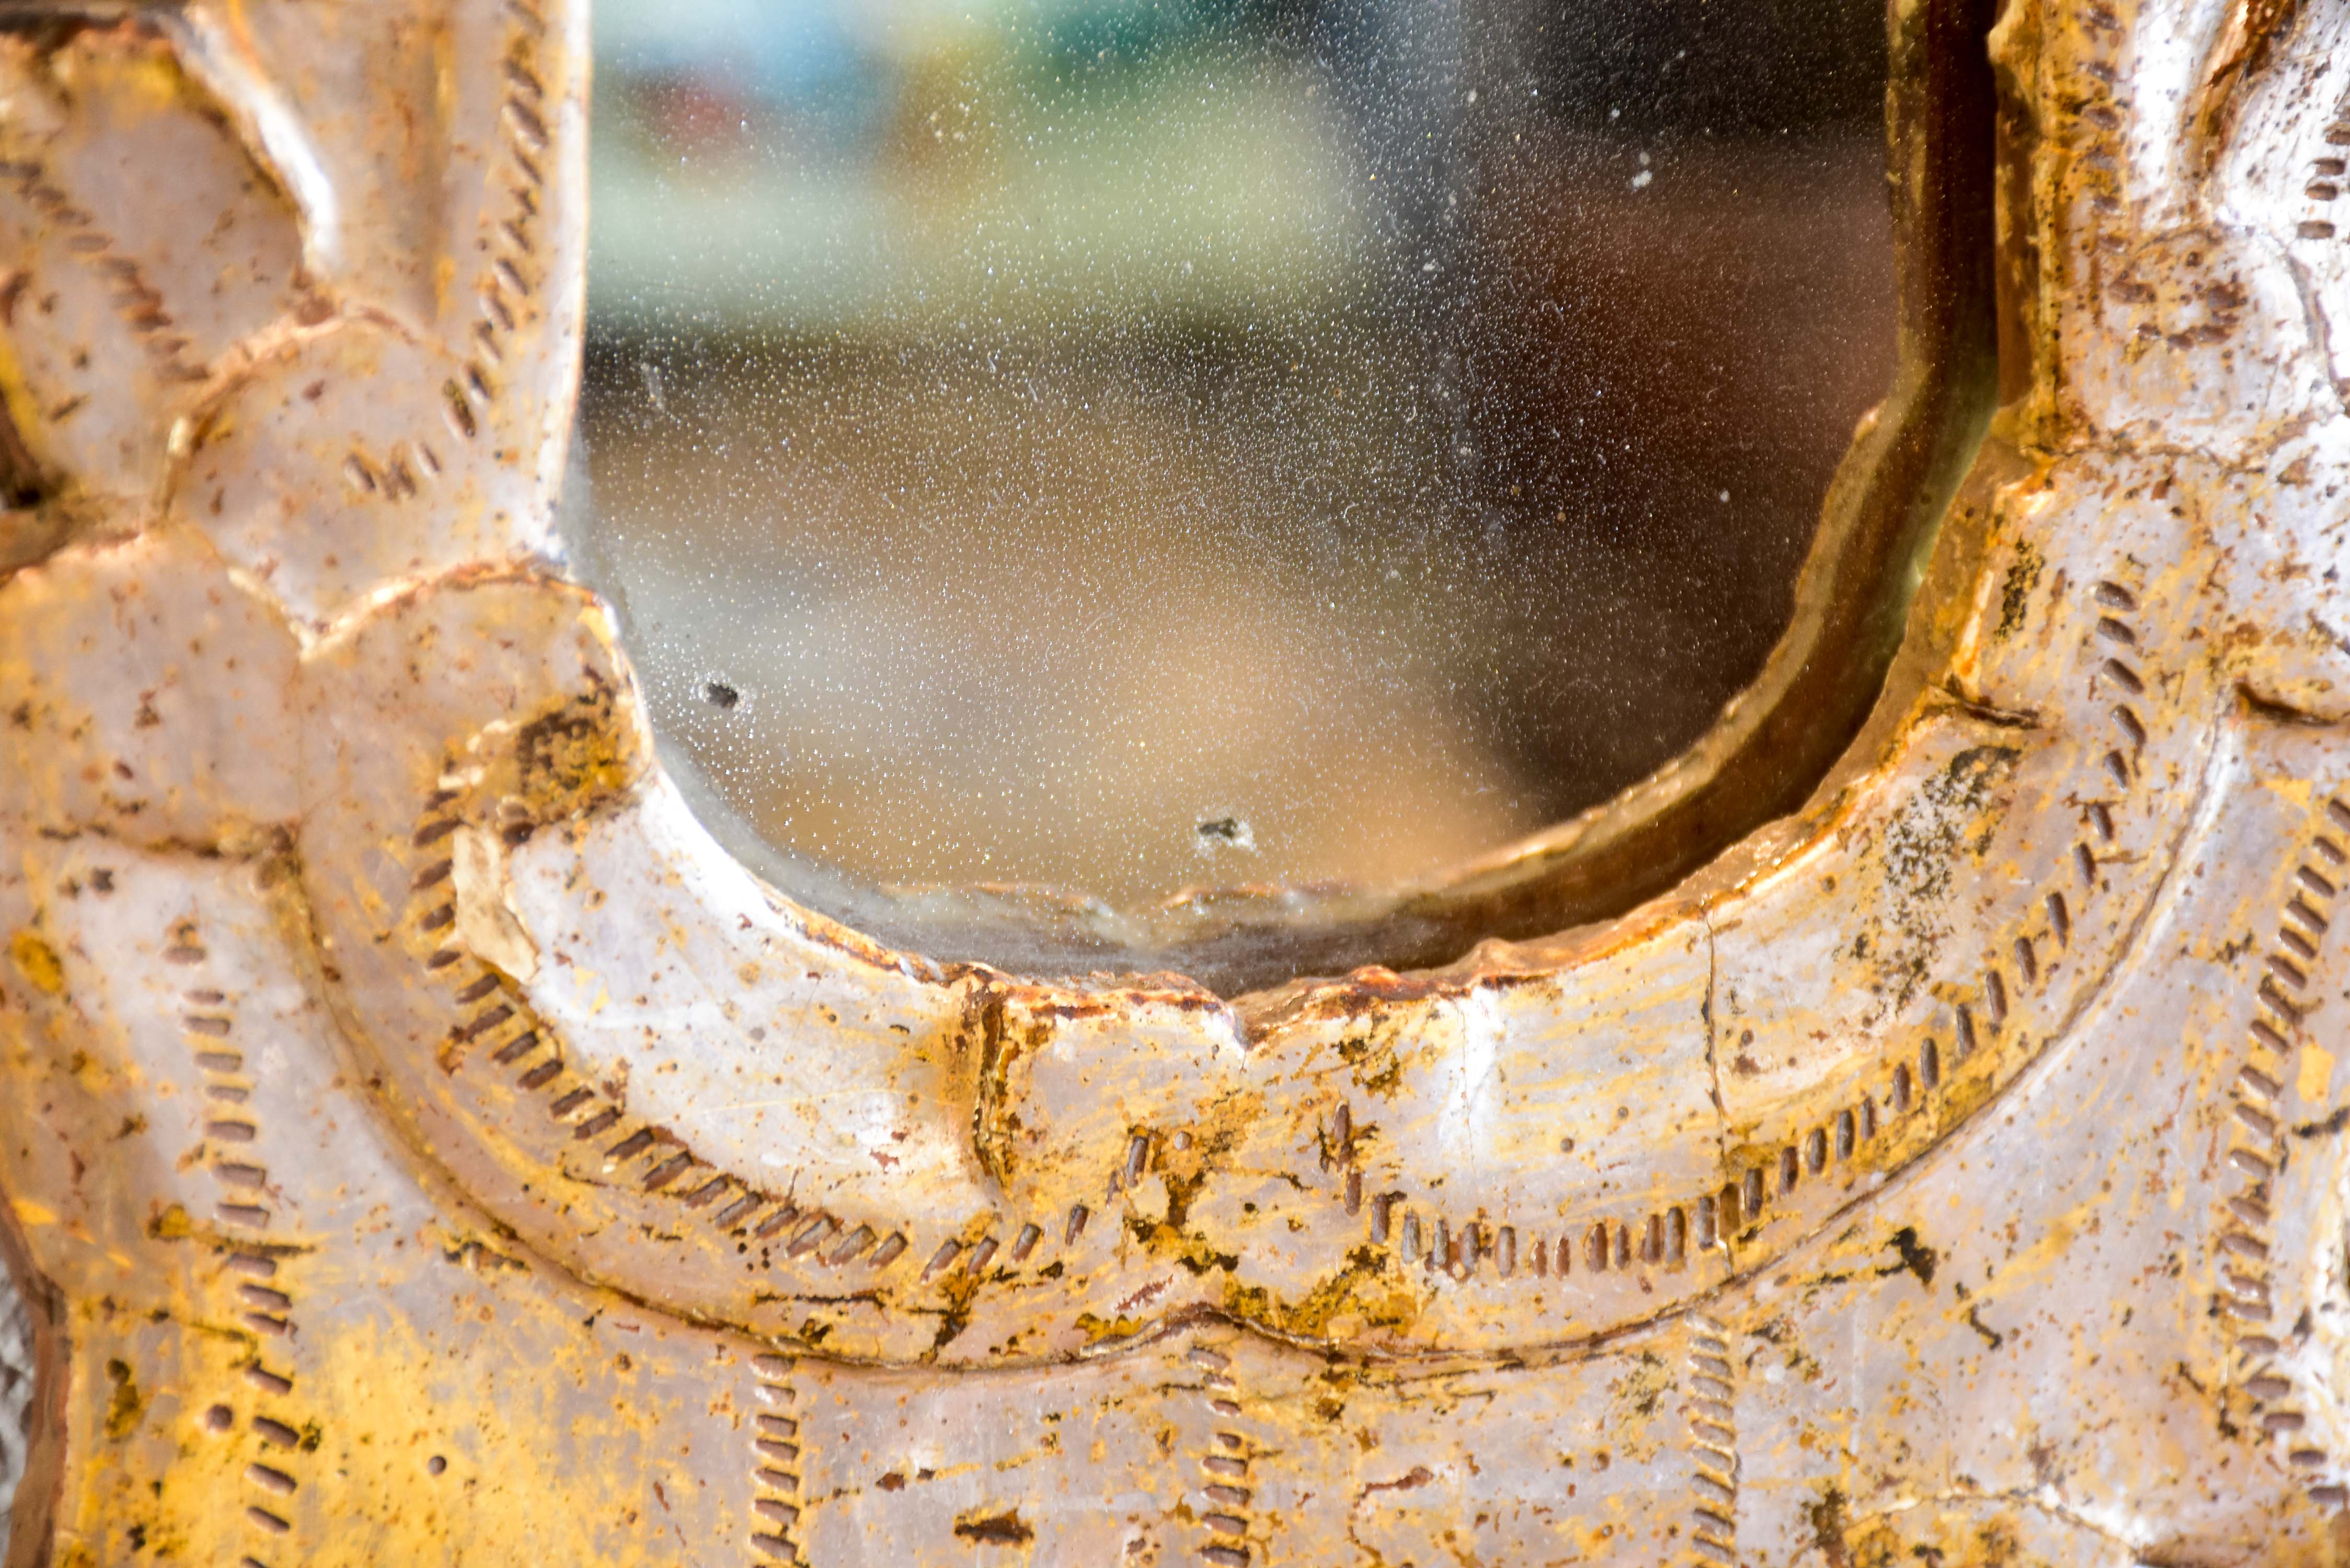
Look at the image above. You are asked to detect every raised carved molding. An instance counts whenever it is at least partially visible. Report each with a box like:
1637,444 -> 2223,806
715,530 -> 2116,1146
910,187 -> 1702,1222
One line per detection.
1,0 -> 2347,1562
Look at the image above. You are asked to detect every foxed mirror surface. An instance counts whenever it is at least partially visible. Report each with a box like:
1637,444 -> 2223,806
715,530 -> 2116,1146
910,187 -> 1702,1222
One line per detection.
570,0 -> 1899,973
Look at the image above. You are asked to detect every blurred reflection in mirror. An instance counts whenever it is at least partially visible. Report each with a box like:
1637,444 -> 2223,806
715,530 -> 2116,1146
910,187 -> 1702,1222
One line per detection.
573,0 -> 1896,915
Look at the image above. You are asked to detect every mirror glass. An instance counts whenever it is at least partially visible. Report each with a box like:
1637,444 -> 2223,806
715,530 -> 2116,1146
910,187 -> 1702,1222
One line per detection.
574,0 -> 1896,915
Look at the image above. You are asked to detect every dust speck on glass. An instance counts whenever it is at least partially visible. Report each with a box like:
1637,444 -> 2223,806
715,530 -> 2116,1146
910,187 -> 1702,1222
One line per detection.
570,0 -> 1894,928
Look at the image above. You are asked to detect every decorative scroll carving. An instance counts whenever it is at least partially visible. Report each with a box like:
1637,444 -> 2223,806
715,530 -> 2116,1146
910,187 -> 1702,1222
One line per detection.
1,0 -> 2348,1562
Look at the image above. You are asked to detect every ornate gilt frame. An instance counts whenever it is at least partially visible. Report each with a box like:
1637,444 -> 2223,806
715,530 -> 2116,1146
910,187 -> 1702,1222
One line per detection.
1,0 -> 2347,1562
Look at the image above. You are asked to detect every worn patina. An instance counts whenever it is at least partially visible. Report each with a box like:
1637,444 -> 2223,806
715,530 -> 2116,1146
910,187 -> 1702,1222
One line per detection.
1,0 -> 2348,1563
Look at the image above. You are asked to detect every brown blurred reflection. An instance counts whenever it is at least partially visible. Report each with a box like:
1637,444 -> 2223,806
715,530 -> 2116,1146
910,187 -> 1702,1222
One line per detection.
575,0 -> 1897,910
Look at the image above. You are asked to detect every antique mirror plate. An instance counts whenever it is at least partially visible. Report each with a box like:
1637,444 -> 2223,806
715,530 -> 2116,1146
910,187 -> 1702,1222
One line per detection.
568,0 -> 1923,990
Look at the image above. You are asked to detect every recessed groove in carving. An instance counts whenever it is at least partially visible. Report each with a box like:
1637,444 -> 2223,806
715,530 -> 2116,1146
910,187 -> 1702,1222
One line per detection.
1352,583 -> 2171,1297
1350,1051 -> 1916,1289
1323,1099 -> 1366,1226
2220,787 -> 2347,1508
1955,1002 -> 1979,1058
708,1192 -> 761,1230
786,1216 -> 838,1259
246,1461 -> 296,1495
1683,1312 -> 1740,1565
515,1057 -> 563,1091
1189,1343 -> 1260,1567
0,154 -> 209,383
165,921 -> 313,1557
2299,123 -> 2350,247
399,785 -> 1043,1296
642,1151 -> 697,1191
681,1175 -> 732,1210
746,1353 -> 808,1562
456,1001 -> 514,1040
430,765 -> 1162,1311
604,1128 -> 655,1163
572,1106 -> 620,1139
441,0 -> 555,461
239,1283 -> 291,1312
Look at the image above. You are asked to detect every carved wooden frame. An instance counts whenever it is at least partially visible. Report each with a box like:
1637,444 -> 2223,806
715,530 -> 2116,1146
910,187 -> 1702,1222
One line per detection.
1,0 -> 2347,1562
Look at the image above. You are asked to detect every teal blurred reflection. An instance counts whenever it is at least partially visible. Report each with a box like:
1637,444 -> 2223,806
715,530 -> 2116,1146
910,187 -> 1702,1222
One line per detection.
574,0 -> 1898,910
